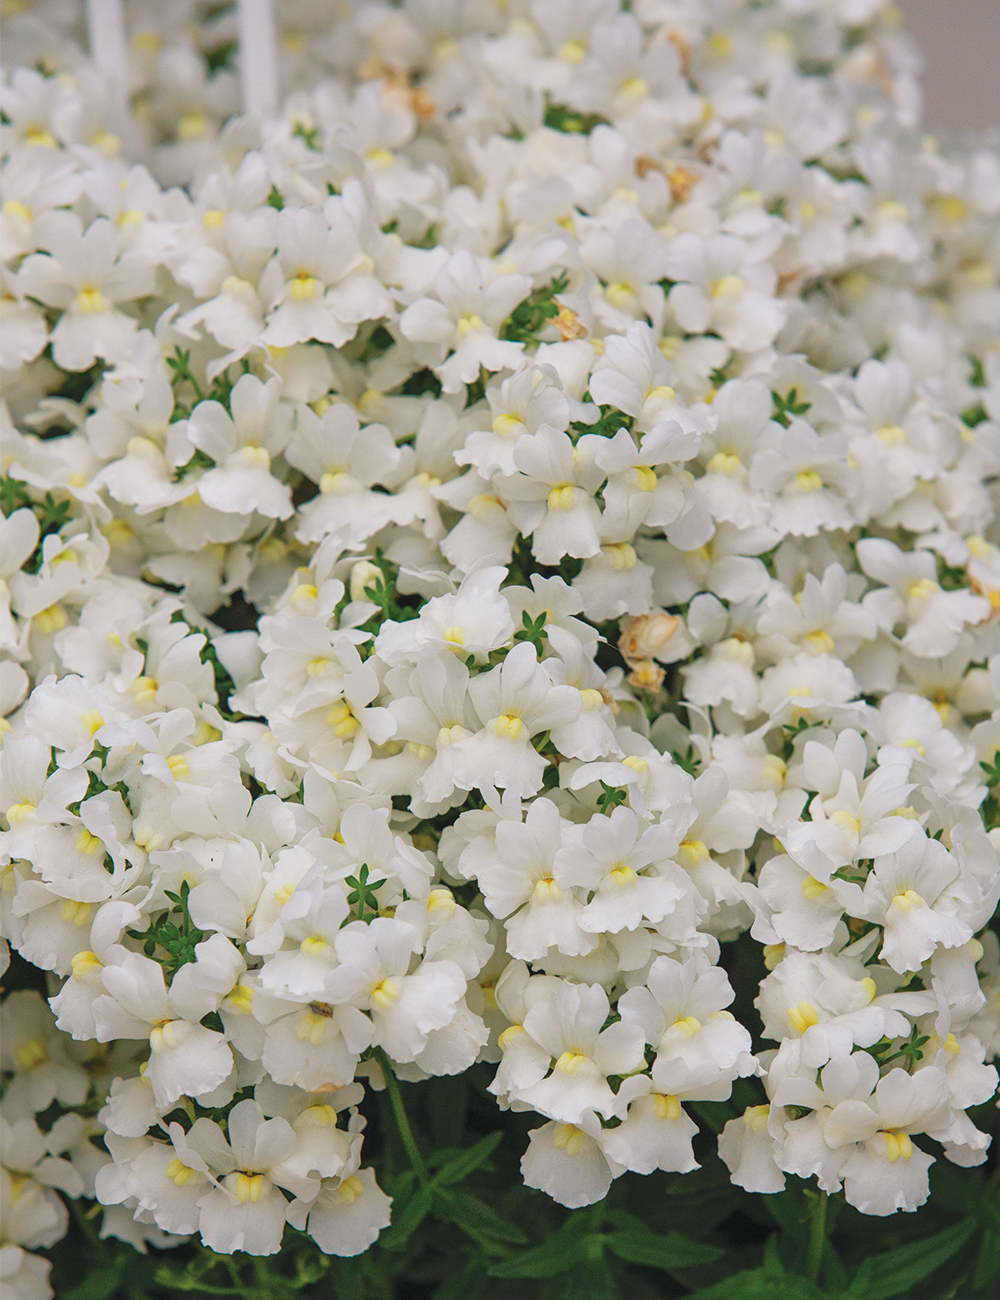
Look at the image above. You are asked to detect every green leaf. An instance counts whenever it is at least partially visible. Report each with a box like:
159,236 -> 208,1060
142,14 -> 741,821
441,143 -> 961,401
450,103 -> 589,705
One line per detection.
681,1267 -> 828,1300
840,1220 -> 976,1300
435,1187 -> 527,1246
488,1233 -> 588,1278
434,1259 -> 492,1300
562,1254 -> 622,1300
434,1131 -> 504,1187
606,1230 -> 724,1270
500,273 -> 569,344
60,1253 -> 128,1300
380,1183 -> 434,1251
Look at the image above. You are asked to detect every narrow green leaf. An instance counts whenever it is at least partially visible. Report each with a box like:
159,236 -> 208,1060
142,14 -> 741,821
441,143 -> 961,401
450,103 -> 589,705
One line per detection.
841,1220 -> 976,1300
435,1187 -> 528,1246
681,1267 -> 828,1300
488,1233 -> 587,1278
434,1259 -> 492,1300
434,1131 -> 503,1187
606,1230 -> 724,1270
562,1254 -> 622,1300
61,1255 -> 128,1300
380,1183 -> 434,1252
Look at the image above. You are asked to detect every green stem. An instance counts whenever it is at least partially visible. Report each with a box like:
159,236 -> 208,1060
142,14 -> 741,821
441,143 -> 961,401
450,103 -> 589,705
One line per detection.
805,1190 -> 827,1285
375,1048 -> 430,1183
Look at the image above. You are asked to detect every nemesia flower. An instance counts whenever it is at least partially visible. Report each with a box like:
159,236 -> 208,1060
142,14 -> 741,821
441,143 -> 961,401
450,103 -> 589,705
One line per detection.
0,1 -> 998,1278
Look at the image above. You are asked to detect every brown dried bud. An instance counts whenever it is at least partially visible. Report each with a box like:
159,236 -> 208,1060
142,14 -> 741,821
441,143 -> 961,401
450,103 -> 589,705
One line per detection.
619,613 -> 680,666
667,164 -> 697,205
410,87 -> 436,121
627,661 -> 666,692
666,31 -> 691,78
552,305 -> 587,340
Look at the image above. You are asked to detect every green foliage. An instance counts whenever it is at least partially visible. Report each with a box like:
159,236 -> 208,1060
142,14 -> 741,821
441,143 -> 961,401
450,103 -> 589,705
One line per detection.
0,475 -> 75,571
962,403 -> 989,428
501,273 -> 570,345
513,610 -> 549,654
543,100 -> 610,134
205,40 -> 236,73
344,863 -> 382,922
771,386 -> 813,427
672,744 -> 702,776
839,1221 -> 975,1299
574,404 -> 634,440
347,550 -> 422,639
597,780 -> 629,814
861,1024 -> 930,1072
981,752 -> 1000,829
292,120 -> 321,149
126,879 -> 206,980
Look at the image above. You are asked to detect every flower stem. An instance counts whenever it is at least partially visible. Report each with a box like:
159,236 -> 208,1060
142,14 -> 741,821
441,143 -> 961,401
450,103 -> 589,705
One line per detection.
375,1048 -> 431,1183
805,1189 -> 827,1284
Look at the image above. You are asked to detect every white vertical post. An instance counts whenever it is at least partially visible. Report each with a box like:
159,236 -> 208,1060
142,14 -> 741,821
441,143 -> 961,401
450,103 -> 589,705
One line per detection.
85,0 -> 130,137
236,0 -> 279,120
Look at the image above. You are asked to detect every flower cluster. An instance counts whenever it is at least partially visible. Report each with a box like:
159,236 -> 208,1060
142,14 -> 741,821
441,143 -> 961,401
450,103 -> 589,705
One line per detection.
3,0 -> 1000,1289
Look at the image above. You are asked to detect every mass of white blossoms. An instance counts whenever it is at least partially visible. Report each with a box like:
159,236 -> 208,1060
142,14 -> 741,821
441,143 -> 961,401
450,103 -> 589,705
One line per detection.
2,0 -> 1000,1291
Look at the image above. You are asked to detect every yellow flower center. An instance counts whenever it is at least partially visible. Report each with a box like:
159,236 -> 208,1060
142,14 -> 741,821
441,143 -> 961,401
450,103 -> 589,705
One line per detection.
337,1174 -> 365,1203
609,862 -> 637,886
788,1002 -> 819,1035
166,1157 -> 199,1186
742,1104 -> 771,1134
882,1129 -> 913,1162
232,1172 -> 266,1202
555,1051 -> 589,1074
326,700 -> 359,738
600,542 -> 635,573
498,1024 -> 524,1050
654,1093 -> 681,1121
290,272 -> 319,300
553,1124 -> 586,1155
494,714 -> 523,739
533,877 -> 562,903
371,978 -> 400,1009
16,1037 -> 48,1070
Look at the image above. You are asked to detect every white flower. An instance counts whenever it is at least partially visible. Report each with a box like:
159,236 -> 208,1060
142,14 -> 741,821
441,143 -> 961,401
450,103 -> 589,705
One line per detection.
553,806 -> 692,934
476,796 -> 596,961
325,918 -> 467,1064
520,1114 -> 623,1209
454,642 -> 582,797
185,375 -> 294,520
665,233 -> 786,353
285,404 -> 408,545
92,944 -> 243,1108
259,204 -> 389,349
821,1065 -> 951,1215
619,953 -> 756,1094
857,539 -> 990,659
186,1099 -> 309,1255
289,1166 -> 392,1257
16,213 -> 155,371
498,426 -> 606,566
399,252 -> 532,394
858,826 -> 974,973
516,979 -> 644,1123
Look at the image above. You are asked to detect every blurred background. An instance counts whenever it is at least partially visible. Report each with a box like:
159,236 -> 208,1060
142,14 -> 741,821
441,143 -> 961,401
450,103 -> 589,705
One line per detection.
897,0 -> 1000,131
